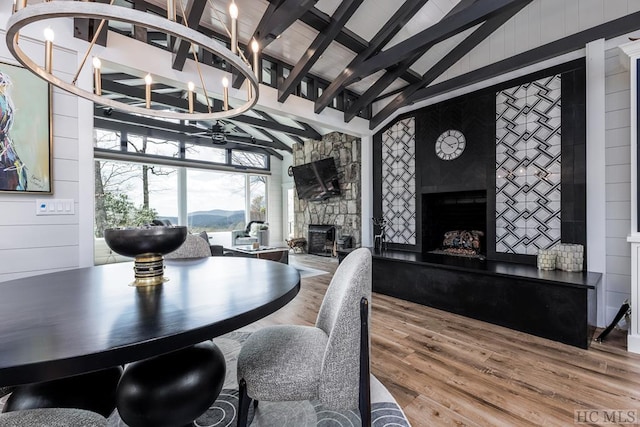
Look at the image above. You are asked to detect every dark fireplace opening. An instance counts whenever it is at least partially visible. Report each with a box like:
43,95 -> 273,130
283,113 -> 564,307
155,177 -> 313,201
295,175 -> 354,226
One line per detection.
308,224 -> 336,257
422,190 -> 487,256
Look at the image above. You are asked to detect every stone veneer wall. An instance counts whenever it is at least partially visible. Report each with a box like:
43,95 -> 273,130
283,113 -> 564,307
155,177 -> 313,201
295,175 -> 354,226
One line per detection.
293,132 -> 361,248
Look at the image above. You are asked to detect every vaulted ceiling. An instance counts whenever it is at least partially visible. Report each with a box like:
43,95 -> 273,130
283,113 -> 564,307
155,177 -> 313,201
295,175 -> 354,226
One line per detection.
86,0 -> 640,156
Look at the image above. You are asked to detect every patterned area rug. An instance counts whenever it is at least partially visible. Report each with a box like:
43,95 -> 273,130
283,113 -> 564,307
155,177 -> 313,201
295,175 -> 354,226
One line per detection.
0,331 -> 411,426
106,330 -> 410,426
292,265 -> 330,279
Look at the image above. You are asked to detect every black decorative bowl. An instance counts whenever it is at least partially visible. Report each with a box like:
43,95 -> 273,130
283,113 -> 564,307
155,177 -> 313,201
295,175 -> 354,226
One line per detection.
104,226 -> 187,258
104,226 -> 187,286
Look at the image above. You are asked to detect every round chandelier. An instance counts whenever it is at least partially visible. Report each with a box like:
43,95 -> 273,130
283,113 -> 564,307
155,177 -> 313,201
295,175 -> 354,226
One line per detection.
5,1 -> 260,121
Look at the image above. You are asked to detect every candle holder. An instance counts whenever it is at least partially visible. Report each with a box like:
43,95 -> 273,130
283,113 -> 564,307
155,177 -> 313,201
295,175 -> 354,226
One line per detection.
555,243 -> 584,272
537,248 -> 557,271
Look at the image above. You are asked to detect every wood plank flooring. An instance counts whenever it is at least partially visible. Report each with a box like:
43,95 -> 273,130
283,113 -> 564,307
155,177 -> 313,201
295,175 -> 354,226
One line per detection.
253,254 -> 640,427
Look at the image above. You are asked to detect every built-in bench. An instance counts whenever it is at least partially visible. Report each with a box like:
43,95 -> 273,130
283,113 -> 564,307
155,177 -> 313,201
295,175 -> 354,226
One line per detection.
340,248 -> 601,349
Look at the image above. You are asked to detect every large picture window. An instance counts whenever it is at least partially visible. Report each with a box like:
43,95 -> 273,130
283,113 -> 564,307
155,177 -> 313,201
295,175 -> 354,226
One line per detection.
94,129 -> 270,263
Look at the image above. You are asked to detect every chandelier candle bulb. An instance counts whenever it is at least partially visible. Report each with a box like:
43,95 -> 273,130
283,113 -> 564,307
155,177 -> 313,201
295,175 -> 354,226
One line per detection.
43,27 -> 54,74
92,57 -> 102,95
222,76 -> 229,111
229,1 -> 238,55
145,73 -> 152,109
15,0 -> 26,12
187,81 -> 195,113
166,0 -> 176,21
251,39 -> 259,79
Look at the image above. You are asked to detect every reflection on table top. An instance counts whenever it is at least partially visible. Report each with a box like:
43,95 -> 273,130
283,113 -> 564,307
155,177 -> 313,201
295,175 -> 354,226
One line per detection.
0,257 -> 300,387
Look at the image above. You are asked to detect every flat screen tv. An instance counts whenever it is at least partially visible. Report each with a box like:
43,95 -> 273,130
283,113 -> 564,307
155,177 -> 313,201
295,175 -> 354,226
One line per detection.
292,158 -> 341,201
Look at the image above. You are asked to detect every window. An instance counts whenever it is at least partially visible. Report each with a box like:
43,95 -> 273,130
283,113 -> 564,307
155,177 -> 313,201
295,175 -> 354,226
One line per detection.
94,159 -> 178,237
95,129 -> 121,150
186,169 -> 246,232
94,129 -> 271,263
128,135 -> 180,157
249,175 -> 267,222
185,143 -> 226,163
300,78 -> 313,100
262,59 -> 276,86
232,151 -> 268,169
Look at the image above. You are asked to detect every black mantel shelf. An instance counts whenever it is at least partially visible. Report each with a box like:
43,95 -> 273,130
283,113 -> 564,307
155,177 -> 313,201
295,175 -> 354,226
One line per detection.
343,248 -> 601,349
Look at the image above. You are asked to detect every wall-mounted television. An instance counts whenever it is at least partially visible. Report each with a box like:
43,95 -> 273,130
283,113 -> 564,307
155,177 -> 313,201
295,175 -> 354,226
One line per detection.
292,157 -> 341,201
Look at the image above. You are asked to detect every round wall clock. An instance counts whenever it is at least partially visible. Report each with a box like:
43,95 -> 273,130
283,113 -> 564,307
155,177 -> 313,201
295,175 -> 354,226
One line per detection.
435,129 -> 466,161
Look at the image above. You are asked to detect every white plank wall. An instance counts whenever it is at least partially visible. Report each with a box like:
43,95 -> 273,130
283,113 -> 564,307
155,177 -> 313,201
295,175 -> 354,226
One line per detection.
604,45 -> 632,325
0,27 -> 81,282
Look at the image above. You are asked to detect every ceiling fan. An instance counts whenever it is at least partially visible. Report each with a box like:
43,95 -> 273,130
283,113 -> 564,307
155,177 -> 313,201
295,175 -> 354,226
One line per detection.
189,120 -> 252,145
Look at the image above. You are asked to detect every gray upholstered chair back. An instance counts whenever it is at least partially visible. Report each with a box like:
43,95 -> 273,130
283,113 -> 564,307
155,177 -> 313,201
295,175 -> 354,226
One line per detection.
315,247 -> 371,409
165,234 -> 211,259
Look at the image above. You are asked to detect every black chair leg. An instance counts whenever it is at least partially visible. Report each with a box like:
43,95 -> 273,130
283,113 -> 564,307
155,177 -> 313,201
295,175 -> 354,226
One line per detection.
237,379 -> 251,427
359,297 -> 372,427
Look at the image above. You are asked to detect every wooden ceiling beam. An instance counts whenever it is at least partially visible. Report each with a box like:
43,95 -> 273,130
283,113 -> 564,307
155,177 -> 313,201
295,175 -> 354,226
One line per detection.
353,0 -> 531,81
344,52 -> 423,123
171,0 -> 208,71
252,0 -> 318,48
233,0 -> 318,89
278,0 -> 364,103
298,7 -> 421,87
95,111 -> 284,159
230,113 -> 322,140
406,10 -> 640,111
250,128 -> 294,153
370,0 -> 531,130
250,111 -> 315,145
313,0 -> 430,114
99,79 -> 316,139
343,0 -> 481,122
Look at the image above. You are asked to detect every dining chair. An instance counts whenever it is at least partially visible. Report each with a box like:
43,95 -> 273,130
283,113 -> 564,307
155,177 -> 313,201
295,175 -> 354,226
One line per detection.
2,366 -> 122,420
165,233 -> 212,259
1,381 -> 108,426
0,407 -> 107,426
236,247 -> 372,426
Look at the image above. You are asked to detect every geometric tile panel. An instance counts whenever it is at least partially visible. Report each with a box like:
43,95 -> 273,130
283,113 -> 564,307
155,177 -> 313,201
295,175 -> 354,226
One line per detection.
495,75 -> 561,255
381,117 -> 416,245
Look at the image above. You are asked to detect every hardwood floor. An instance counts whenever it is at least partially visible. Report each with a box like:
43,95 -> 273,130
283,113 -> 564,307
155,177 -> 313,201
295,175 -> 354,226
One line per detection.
254,253 -> 640,427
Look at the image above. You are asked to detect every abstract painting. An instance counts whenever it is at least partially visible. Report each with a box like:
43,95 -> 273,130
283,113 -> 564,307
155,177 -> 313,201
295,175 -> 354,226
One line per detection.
0,61 -> 51,193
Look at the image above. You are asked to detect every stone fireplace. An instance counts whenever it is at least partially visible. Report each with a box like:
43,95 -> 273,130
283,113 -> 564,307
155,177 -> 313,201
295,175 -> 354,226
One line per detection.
422,190 -> 487,255
293,132 -> 361,249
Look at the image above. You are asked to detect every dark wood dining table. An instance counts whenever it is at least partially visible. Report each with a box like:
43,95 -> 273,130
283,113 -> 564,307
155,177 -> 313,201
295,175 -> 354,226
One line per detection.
0,256 -> 300,387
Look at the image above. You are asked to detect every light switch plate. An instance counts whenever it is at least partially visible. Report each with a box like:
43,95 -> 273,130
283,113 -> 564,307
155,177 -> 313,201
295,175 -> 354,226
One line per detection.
36,199 -> 75,215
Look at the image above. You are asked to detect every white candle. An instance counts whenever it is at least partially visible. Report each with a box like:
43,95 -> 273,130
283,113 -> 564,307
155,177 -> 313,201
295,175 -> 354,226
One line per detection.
251,39 -> 260,79
222,76 -> 229,111
92,57 -> 102,96
145,74 -> 153,109
188,81 -> 195,113
43,27 -> 54,73
229,2 -> 238,55
167,0 -> 176,21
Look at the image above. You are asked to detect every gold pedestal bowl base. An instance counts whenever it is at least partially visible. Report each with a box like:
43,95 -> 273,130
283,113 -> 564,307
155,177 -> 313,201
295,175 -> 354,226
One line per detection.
133,253 -> 167,287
